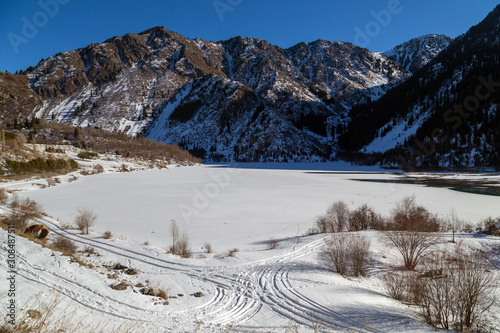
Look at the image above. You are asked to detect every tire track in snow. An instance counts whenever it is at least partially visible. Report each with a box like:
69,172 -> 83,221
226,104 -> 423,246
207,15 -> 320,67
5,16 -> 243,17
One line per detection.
2,204 -> 386,331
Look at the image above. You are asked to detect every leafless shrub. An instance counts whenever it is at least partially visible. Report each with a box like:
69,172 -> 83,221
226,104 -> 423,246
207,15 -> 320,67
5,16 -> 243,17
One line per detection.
323,233 -> 371,276
323,234 -> 350,275
386,195 -> 441,232
314,200 -> 352,234
5,196 -> 44,232
350,235 -> 371,277
167,221 -> 191,258
74,208 -> 97,235
445,208 -> 465,242
93,164 -> 104,173
46,177 -> 57,187
68,175 -> 78,183
203,242 -> 213,253
102,231 -> 113,239
384,230 -> 437,271
349,204 -> 381,231
177,231 -> 192,258
121,164 -> 129,172
0,189 -> 8,204
51,235 -> 77,255
228,248 -> 239,257
483,216 -> 500,235
384,248 -> 497,332
168,220 -> 180,254
383,271 -> 412,302
267,237 -> 279,250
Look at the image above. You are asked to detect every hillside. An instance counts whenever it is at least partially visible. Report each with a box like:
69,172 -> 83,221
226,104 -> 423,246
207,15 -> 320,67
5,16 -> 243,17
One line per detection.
1,28 -> 408,162
339,4 -> 500,170
382,34 -> 453,74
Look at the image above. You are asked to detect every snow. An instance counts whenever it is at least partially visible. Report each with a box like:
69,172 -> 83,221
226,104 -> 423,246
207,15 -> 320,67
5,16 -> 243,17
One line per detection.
1,163 -> 500,332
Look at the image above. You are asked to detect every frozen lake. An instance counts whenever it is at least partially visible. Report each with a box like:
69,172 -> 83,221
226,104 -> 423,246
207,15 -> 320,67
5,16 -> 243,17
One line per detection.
18,164 -> 500,250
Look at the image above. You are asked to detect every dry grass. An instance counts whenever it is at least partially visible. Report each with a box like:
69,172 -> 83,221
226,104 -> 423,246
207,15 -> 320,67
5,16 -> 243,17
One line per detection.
51,235 -> 77,255
0,293 -> 139,333
228,248 -> 239,257
203,242 -> 213,253
102,230 -> 113,239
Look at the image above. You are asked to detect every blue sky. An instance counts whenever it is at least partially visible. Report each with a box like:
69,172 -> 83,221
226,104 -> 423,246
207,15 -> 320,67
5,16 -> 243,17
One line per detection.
1,0 -> 499,73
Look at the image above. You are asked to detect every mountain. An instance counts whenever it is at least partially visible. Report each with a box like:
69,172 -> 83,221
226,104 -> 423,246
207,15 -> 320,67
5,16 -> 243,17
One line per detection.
0,28 -> 408,162
340,4 -> 500,170
382,34 -> 453,74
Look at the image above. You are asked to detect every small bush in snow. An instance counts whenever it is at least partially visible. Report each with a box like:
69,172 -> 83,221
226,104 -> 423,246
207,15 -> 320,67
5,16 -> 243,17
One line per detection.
52,235 -> 77,255
93,164 -> 104,173
323,233 -> 371,277
267,237 -> 279,250
102,231 -> 113,239
203,242 -> 213,253
75,208 -> 97,235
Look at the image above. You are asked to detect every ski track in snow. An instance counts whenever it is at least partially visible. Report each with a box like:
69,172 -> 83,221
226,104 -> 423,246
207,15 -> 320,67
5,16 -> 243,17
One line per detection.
1,204 -> 391,332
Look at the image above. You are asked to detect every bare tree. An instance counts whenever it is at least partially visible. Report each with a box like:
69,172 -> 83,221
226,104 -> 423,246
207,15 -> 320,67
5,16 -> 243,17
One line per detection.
388,195 -> 441,232
169,220 -> 179,254
384,230 -> 437,270
75,208 -> 97,234
446,208 -> 464,243
349,204 -> 381,231
325,201 -> 350,233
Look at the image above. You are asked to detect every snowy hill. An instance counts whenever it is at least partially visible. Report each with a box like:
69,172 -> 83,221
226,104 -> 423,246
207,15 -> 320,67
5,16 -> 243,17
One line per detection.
382,34 -> 453,74
340,4 -> 500,170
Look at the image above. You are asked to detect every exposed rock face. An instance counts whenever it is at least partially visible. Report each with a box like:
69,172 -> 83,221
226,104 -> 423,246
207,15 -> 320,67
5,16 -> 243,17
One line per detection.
1,26 -> 411,161
382,34 -> 453,74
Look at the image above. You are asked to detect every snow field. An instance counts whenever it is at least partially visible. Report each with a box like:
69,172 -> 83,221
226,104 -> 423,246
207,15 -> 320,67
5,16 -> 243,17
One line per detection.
1,163 -> 499,332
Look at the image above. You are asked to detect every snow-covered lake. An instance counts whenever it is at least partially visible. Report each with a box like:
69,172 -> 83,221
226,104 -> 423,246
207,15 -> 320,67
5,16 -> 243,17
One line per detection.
3,163 -> 500,332
18,163 -> 500,250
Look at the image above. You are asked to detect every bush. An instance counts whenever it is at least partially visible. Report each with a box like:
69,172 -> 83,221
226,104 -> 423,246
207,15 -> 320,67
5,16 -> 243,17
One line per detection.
75,208 -> 97,234
385,195 -> 441,232
3,158 -> 78,175
77,151 -> 98,159
203,242 -> 213,253
384,230 -> 437,271
6,196 -> 43,232
177,232 -> 192,258
349,204 -> 381,231
0,189 -> 8,204
93,164 -> 104,173
102,231 -> 113,239
315,201 -> 350,233
323,233 -> 371,276
385,249 -> 497,332
267,237 -> 279,250
52,235 -> 77,255
228,248 -> 239,257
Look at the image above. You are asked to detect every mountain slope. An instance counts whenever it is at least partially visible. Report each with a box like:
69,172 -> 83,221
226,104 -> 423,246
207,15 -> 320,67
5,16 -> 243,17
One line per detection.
340,4 -> 500,170
0,27 -> 409,162
382,34 -> 453,74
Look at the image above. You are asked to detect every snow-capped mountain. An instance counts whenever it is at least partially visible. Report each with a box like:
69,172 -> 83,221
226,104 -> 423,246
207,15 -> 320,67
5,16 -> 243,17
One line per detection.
0,27 -> 408,161
340,4 -> 500,169
382,34 -> 453,74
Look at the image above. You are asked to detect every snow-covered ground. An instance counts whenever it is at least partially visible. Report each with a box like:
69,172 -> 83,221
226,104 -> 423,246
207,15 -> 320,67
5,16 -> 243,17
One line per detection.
1,163 -> 500,332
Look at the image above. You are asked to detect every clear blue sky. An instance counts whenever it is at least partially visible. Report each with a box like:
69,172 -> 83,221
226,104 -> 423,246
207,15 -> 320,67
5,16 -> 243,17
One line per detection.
1,0 -> 499,73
